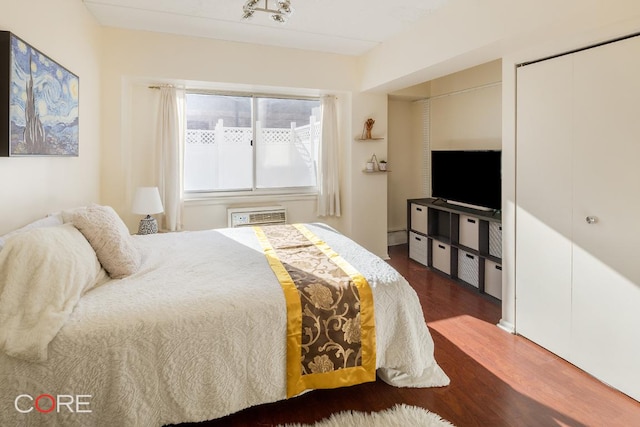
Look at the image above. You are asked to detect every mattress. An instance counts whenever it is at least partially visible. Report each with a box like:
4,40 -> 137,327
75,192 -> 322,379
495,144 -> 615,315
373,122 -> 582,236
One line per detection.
0,223 -> 449,426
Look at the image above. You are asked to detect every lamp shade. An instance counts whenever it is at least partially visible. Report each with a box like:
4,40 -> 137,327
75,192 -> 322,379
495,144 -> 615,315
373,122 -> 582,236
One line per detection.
132,187 -> 164,215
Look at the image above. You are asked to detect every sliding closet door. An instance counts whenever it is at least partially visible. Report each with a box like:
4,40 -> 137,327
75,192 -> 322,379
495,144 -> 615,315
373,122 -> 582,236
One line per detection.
515,55 -> 573,359
571,36 -> 640,401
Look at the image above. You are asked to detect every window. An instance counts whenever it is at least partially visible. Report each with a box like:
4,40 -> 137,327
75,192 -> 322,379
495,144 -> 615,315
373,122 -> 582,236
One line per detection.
184,92 -> 321,194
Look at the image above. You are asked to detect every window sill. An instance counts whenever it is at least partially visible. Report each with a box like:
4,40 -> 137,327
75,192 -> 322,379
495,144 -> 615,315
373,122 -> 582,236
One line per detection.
184,192 -> 317,207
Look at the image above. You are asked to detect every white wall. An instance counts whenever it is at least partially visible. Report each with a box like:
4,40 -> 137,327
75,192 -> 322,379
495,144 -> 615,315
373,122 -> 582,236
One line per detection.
0,0 -> 102,235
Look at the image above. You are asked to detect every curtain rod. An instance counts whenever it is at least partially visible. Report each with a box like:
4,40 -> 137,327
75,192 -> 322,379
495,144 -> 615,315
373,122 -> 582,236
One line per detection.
149,85 -> 323,101
148,85 -> 340,103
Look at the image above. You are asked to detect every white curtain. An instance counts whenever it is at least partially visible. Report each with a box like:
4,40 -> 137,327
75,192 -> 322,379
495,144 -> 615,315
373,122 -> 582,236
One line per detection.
156,86 -> 184,231
317,95 -> 341,217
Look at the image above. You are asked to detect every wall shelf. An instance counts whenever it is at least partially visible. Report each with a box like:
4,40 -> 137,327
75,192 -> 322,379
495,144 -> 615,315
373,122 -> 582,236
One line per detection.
355,137 -> 384,141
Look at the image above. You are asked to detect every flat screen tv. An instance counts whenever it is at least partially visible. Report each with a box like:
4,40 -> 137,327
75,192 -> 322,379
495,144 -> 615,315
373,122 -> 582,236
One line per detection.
431,150 -> 502,211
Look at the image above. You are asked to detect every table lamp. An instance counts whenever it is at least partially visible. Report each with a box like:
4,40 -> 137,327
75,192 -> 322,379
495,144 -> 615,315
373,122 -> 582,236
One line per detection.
132,187 -> 164,234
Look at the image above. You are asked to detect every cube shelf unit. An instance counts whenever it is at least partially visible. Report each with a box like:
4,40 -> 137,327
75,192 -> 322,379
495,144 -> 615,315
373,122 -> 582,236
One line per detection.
407,198 -> 502,300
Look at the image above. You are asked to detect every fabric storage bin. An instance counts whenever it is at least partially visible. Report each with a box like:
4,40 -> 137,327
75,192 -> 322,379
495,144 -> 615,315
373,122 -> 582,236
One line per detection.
431,241 -> 451,274
457,249 -> 479,287
459,215 -> 479,250
484,259 -> 502,299
409,232 -> 428,266
489,222 -> 502,258
410,204 -> 428,235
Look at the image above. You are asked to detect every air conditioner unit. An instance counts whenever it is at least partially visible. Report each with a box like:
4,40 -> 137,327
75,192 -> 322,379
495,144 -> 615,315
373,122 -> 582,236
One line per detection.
227,206 -> 287,228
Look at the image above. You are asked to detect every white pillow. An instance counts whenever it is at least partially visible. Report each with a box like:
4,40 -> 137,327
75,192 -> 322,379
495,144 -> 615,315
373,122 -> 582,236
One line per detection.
0,214 -> 64,252
0,224 -> 107,362
71,205 -> 141,279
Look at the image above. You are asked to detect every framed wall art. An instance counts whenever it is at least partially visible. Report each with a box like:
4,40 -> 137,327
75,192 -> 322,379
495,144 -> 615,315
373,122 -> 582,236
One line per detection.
0,31 -> 79,156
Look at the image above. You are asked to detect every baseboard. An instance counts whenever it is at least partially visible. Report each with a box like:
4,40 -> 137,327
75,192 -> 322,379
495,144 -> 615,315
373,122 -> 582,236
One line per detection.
497,319 -> 515,334
387,229 -> 407,246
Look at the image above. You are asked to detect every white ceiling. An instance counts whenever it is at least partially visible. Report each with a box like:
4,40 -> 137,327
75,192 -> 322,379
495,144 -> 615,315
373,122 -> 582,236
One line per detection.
83,0 -> 448,56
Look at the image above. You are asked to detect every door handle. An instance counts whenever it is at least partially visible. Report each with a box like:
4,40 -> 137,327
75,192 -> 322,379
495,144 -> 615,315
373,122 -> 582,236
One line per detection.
585,216 -> 598,224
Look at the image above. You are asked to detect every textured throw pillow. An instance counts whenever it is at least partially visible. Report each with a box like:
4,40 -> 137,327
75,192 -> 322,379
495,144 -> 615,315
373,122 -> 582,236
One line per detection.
71,205 -> 141,279
0,224 -> 107,361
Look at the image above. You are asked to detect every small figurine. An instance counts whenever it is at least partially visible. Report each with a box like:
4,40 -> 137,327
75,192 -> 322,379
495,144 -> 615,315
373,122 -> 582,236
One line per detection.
362,118 -> 375,139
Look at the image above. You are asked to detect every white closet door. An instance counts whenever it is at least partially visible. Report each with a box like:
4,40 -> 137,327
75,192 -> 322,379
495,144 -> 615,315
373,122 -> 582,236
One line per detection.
571,36 -> 640,401
515,55 -> 574,359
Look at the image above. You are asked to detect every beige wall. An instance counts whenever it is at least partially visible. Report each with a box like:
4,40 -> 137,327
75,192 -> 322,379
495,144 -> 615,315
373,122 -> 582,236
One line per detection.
365,0 -> 640,333
386,60 -> 502,237
350,93 -> 388,257
431,60 -> 502,150
387,99 -> 425,234
99,28 -> 357,223
100,29 -> 389,257
0,0 -> 102,234
359,0 -> 640,94
4,1 -> 640,280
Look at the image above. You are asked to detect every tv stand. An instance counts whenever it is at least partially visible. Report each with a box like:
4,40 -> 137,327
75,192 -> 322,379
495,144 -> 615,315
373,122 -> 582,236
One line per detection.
407,198 -> 502,300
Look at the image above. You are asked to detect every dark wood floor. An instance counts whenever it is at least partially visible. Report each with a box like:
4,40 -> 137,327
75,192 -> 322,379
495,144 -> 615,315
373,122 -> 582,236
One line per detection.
179,244 -> 640,427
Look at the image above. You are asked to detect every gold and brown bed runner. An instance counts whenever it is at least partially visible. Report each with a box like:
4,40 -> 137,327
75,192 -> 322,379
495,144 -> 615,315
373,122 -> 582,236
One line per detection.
254,224 -> 376,397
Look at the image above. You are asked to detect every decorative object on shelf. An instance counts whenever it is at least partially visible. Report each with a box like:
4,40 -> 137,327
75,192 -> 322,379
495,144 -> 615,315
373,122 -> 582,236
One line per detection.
361,117 -> 375,140
132,187 -> 164,235
242,0 -> 293,23
367,153 -> 380,171
0,31 -> 79,157
362,154 -> 389,173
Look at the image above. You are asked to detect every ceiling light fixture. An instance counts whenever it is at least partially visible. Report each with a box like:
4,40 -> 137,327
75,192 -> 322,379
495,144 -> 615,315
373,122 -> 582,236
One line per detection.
242,0 -> 293,23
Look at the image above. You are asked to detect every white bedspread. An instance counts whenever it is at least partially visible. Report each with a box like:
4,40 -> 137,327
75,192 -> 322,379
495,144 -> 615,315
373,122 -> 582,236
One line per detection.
0,224 -> 449,426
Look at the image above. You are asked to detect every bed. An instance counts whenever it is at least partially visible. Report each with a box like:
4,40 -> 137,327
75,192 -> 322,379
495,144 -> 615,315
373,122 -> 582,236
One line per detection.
0,205 -> 449,426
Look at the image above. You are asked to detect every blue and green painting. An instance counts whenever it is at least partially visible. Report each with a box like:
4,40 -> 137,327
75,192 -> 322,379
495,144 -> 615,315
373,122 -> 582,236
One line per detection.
10,35 -> 79,156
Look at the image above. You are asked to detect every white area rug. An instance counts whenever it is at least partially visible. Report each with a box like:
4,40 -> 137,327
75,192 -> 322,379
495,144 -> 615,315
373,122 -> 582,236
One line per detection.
280,403 -> 455,427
